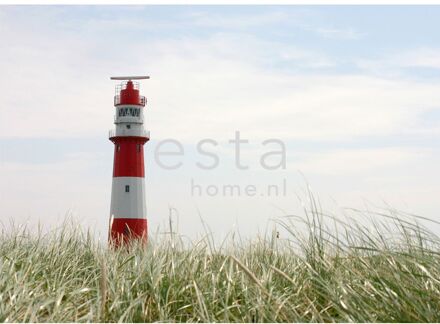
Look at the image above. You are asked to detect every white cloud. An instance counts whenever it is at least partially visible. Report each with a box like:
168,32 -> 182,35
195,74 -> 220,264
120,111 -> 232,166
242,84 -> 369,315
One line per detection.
315,27 -> 364,40
357,48 -> 440,73
184,9 -> 364,42
186,10 -> 292,29
143,47 -> 440,142
289,147 -> 432,176
1,21 -> 439,144
396,48 -> 440,69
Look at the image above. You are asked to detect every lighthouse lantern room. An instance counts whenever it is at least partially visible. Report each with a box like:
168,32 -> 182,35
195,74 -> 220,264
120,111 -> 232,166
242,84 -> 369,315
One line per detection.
109,75 -> 150,247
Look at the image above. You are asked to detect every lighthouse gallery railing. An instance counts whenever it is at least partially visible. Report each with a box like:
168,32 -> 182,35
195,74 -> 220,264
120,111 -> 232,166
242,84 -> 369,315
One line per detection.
109,129 -> 150,139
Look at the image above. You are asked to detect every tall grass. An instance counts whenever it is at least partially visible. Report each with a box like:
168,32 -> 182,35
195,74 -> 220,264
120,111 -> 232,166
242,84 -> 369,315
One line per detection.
1,200 -> 440,322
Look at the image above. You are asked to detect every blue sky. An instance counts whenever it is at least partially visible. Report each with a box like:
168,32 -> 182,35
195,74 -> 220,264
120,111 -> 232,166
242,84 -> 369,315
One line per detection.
0,6 -> 439,241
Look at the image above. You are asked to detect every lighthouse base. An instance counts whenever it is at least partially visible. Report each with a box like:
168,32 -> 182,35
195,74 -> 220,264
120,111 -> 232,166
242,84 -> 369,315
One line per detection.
109,218 -> 147,247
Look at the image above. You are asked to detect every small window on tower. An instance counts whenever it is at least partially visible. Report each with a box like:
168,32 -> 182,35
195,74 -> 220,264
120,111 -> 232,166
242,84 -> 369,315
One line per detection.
116,144 -> 120,152
125,185 -> 130,193
127,125 -> 131,129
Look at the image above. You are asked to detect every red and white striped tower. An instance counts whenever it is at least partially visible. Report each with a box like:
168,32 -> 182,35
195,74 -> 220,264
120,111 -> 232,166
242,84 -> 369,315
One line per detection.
109,76 -> 150,247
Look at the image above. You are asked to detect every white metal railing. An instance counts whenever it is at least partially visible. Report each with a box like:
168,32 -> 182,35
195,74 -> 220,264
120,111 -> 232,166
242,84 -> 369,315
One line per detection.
109,129 -> 150,139
115,81 -> 140,95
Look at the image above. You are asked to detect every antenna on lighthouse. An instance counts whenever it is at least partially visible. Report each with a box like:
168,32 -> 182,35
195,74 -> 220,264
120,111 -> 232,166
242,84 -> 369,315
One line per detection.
110,76 -> 150,80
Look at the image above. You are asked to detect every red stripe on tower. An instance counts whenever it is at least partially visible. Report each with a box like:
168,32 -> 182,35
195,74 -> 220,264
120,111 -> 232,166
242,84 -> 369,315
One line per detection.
109,218 -> 148,246
112,137 -> 148,177
108,76 -> 150,247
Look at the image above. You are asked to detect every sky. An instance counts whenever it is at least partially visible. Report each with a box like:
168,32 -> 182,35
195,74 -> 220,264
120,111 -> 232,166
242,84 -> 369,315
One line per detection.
0,6 -> 439,242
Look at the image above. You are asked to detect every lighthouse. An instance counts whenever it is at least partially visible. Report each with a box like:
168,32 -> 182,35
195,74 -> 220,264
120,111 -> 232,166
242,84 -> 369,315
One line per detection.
109,76 -> 150,247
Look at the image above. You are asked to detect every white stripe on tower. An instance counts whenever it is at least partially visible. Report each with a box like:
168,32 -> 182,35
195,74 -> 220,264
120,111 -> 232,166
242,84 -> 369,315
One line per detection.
110,177 -> 146,219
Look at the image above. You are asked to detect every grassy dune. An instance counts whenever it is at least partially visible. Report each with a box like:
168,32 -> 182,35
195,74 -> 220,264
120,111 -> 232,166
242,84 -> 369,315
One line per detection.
1,202 -> 440,322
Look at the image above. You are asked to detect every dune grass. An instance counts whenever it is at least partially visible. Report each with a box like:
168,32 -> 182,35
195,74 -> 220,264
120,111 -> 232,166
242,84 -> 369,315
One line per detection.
1,199 -> 440,322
